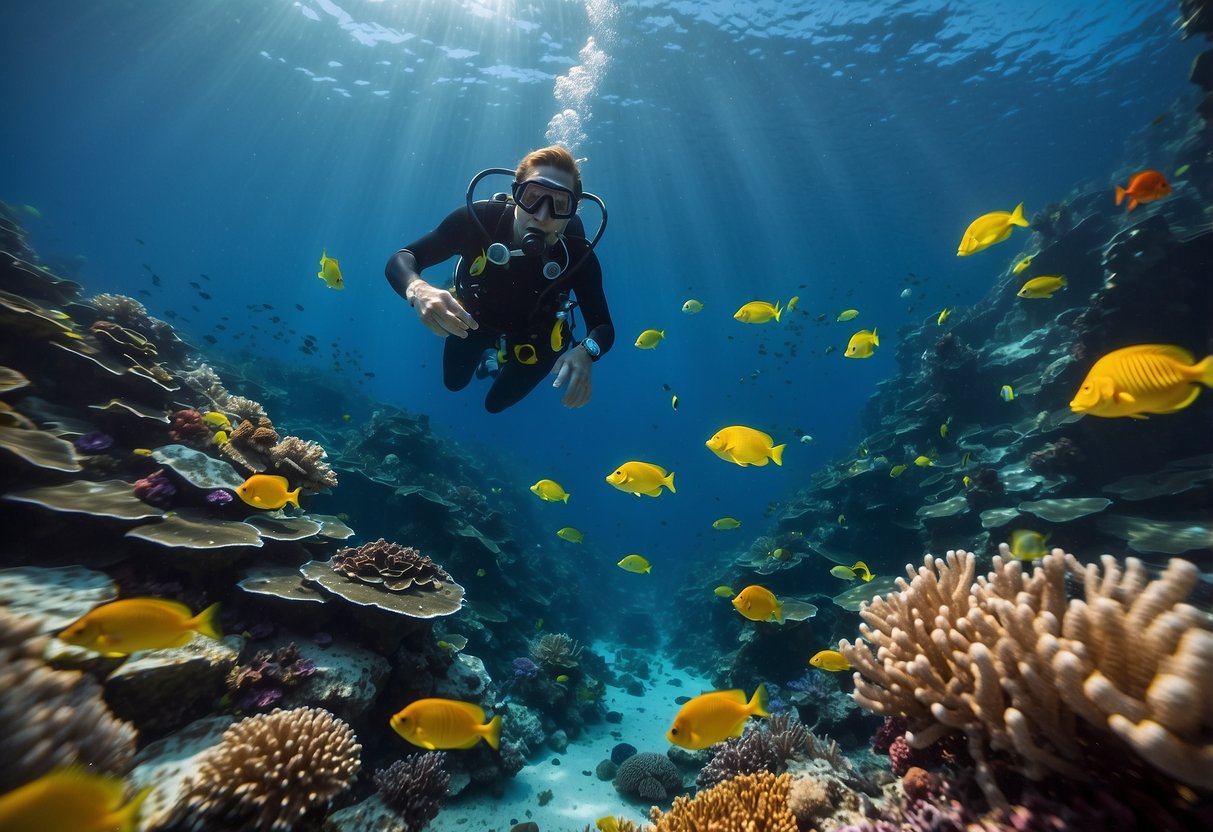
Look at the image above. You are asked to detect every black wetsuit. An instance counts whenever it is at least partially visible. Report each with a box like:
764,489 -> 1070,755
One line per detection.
399,200 -> 614,412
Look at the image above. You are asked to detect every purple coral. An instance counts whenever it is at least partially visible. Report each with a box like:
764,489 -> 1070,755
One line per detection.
133,469 -> 176,507
226,642 -> 317,713
374,753 -> 450,829
206,489 -> 233,506
74,431 -> 114,452
512,656 -> 540,679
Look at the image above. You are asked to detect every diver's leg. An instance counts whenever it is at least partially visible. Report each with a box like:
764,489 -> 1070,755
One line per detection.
444,331 -> 493,391
484,349 -> 561,412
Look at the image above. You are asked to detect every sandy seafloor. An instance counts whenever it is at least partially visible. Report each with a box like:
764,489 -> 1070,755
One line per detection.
427,642 -> 711,832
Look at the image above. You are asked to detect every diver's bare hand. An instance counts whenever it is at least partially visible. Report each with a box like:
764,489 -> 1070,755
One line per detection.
551,345 -> 592,408
408,281 -> 478,338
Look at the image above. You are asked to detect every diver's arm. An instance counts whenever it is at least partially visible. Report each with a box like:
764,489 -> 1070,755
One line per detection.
572,256 -> 614,357
386,211 -> 479,338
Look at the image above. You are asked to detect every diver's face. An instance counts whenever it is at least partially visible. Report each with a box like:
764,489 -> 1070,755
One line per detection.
514,164 -> 575,245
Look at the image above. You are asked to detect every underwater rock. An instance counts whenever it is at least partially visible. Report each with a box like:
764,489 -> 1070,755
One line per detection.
105,634 -> 242,738
548,728 -> 569,753
501,701 -> 546,753
433,652 -> 493,704
0,564 -> 116,633
152,443 -> 246,491
284,636 -> 389,723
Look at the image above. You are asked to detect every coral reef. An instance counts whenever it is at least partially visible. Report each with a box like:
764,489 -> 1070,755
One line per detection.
180,363 -> 267,422
226,642 -> 318,712
330,538 -> 452,592
649,771 -> 798,832
839,548 -> 1213,807
0,609 -> 138,793
158,706 -> 361,831
134,469 -> 177,507
614,751 -> 684,801
374,752 -> 450,831
530,632 -> 583,669
221,417 -> 336,490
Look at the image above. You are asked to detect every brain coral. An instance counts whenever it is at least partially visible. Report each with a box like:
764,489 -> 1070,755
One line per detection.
614,751 -> 683,802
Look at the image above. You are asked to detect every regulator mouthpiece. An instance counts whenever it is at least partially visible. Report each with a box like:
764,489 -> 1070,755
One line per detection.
521,228 -> 547,257
486,242 -> 511,266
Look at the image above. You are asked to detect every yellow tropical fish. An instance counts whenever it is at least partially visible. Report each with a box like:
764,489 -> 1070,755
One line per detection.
836,309 -> 859,322
1070,344 -> 1213,418
317,249 -> 344,289
830,560 -> 873,582
786,296 -> 800,313
666,686 -> 769,750
705,425 -> 785,467
914,455 -> 933,467
1000,384 -> 1015,402
1008,529 -> 1050,561
617,554 -> 652,574
837,514 -> 846,526
634,329 -> 665,349
682,299 -> 704,314
0,769 -> 152,832
555,674 -> 570,684
713,586 -> 736,598
844,328 -> 879,358
671,394 -> 678,411
132,448 -> 153,456
59,598 -> 221,656
1017,275 -> 1066,299
809,649 -> 851,672
888,463 -> 908,478
605,461 -> 675,496
530,479 -> 570,503
939,422 -> 950,439
1175,164 -> 1190,177
936,308 -> 951,325
596,817 -> 621,832
201,411 -> 231,429
733,300 -> 782,324
390,698 -> 502,750
731,585 -> 782,622
712,517 -> 741,530
957,203 -> 1029,256
963,475 -> 972,489
476,568 -> 486,577
1012,255 -> 1034,274
236,474 -> 301,510
211,430 -> 229,446
556,527 -> 584,543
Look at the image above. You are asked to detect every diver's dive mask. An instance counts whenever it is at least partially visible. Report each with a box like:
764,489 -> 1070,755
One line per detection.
511,177 -> 579,219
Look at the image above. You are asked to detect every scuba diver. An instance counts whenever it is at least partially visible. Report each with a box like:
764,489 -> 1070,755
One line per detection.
386,145 -> 613,413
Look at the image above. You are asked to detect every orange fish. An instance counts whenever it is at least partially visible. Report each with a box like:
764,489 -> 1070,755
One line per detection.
1114,170 -> 1172,212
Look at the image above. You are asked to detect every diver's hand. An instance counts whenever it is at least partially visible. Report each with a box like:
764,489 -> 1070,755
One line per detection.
551,345 -> 592,408
408,281 -> 478,338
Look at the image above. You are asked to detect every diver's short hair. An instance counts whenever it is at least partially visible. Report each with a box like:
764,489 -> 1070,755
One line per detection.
516,146 -> 582,198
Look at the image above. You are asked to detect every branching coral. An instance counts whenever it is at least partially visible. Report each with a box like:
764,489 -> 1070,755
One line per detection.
226,642 -> 317,712
0,609 -> 137,793
529,632 -> 583,669
374,752 -> 450,831
650,771 -> 798,832
180,363 -> 267,422
161,707 -> 361,831
696,727 -> 780,789
838,548 -> 1213,808
89,292 -> 153,329
222,418 -> 336,489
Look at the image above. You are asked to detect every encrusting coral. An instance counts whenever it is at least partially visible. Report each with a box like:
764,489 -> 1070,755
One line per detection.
0,609 -> 137,793
158,706 -> 361,831
649,771 -> 798,832
838,547 -> 1213,807
373,752 -> 450,831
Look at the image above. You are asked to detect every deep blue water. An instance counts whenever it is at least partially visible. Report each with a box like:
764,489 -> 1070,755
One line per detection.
1,0 -> 1203,590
